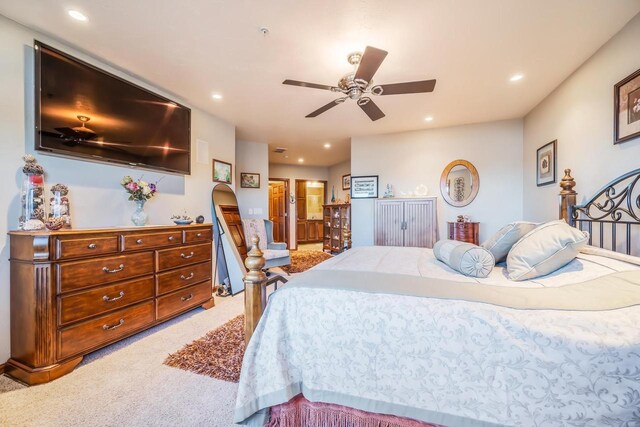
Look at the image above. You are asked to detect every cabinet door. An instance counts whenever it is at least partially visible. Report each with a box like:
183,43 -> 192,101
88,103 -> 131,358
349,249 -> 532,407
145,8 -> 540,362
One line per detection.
308,222 -> 318,241
374,200 -> 404,246
404,200 -> 436,248
297,222 -> 307,242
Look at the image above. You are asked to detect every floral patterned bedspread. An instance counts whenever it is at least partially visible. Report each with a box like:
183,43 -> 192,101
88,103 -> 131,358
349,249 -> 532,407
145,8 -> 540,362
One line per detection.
234,247 -> 640,426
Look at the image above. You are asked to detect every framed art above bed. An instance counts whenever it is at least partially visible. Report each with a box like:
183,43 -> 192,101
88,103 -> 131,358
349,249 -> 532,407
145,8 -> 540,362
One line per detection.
536,140 -> 556,186
614,67 -> 640,144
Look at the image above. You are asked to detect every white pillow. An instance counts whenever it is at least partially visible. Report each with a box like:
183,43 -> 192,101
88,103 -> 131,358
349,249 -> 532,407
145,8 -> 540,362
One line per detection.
433,239 -> 495,278
481,221 -> 538,262
506,220 -> 589,281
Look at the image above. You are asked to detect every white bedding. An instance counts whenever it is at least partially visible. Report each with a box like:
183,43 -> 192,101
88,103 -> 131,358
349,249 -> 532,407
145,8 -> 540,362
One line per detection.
235,246 -> 640,426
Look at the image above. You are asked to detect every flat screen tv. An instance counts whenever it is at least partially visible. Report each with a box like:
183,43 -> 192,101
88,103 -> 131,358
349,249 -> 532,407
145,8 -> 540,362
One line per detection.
35,41 -> 191,175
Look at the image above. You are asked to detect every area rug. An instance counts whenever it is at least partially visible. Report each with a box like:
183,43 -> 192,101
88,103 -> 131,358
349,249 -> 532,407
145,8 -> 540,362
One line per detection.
164,314 -> 245,383
282,250 -> 333,273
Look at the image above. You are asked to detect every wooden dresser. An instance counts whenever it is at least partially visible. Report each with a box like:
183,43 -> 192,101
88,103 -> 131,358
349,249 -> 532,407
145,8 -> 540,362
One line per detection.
7,224 -> 214,385
447,221 -> 480,245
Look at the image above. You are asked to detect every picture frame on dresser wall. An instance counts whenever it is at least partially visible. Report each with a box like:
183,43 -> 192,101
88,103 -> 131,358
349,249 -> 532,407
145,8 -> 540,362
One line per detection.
212,159 -> 232,184
614,67 -> 640,144
240,173 -> 260,188
536,140 -> 556,187
342,174 -> 351,190
351,175 -> 378,199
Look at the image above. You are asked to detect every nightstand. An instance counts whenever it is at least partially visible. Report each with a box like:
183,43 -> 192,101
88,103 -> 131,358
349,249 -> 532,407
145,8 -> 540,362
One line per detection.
447,221 -> 480,245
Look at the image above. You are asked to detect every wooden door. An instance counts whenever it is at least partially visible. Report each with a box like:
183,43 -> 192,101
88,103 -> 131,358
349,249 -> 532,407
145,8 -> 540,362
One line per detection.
404,199 -> 436,248
296,180 -> 307,244
269,181 -> 286,242
219,205 -> 248,261
374,200 -> 404,246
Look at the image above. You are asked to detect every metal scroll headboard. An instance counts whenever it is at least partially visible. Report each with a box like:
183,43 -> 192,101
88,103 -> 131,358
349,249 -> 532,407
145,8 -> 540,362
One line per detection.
559,168 -> 640,255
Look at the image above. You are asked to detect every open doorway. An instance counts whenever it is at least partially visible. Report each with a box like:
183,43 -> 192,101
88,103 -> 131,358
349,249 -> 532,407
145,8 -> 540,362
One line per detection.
268,178 -> 289,247
295,179 -> 327,251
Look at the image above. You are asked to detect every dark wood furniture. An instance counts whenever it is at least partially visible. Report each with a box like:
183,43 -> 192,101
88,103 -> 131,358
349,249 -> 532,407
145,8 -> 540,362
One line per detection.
323,204 -> 351,254
374,198 -> 437,248
447,221 -> 480,245
7,224 -> 214,385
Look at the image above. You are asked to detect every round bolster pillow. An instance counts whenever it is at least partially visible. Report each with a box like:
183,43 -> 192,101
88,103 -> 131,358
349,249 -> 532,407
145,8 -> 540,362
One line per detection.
433,239 -> 495,278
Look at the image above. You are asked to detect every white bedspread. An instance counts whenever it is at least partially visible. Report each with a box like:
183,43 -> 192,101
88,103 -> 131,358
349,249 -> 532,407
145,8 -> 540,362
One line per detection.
235,246 -> 640,426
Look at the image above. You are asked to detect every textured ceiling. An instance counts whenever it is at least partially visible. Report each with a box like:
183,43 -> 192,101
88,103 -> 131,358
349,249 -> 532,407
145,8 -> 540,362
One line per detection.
1,0 -> 639,166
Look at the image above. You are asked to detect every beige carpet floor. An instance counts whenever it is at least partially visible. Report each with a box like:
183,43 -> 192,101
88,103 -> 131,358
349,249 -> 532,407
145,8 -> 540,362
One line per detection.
0,294 -> 245,427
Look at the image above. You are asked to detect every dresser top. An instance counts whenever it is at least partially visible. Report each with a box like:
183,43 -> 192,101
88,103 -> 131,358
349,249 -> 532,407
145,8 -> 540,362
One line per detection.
8,223 -> 212,237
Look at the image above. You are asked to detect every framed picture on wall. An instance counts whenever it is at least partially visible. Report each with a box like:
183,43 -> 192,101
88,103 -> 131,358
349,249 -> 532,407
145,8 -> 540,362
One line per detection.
342,174 -> 351,190
212,159 -> 232,184
614,67 -> 640,144
240,173 -> 260,188
351,175 -> 378,199
536,140 -> 557,187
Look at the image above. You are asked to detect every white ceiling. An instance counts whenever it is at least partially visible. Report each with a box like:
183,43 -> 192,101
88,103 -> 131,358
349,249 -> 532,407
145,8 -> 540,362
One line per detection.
1,0 -> 639,167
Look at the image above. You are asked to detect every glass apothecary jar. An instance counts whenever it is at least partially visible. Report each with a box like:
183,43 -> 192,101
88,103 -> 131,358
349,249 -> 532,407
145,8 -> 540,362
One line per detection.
20,173 -> 46,230
49,183 -> 72,229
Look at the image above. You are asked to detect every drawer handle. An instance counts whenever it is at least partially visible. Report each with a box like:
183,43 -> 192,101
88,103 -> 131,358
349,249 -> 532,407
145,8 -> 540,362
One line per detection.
180,272 -> 194,281
103,264 -> 125,273
103,291 -> 125,302
181,293 -> 194,302
181,252 -> 195,259
168,236 -> 175,241
103,319 -> 124,331
196,233 -> 203,237
88,243 -> 97,249
136,239 -> 143,244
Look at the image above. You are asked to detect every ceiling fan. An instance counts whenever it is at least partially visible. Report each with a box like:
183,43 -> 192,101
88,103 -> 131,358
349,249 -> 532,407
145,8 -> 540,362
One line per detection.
283,46 -> 436,121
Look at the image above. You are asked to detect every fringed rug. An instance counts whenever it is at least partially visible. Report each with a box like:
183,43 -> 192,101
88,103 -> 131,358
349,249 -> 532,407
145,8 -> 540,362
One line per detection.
164,314 -> 245,383
282,250 -> 333,274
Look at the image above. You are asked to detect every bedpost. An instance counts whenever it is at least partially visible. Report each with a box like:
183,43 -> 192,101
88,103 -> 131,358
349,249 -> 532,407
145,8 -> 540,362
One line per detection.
559,168 -> 577,224
243,235 -> 267,346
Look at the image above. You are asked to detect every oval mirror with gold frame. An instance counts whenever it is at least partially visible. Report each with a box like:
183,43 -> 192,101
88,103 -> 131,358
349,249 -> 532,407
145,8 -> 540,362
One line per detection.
440,160 -> 479,207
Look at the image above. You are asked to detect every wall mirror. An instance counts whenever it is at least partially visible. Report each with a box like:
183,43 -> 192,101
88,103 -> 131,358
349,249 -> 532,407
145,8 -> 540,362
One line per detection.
212,184 -> 246,295
440,160 -> 479,207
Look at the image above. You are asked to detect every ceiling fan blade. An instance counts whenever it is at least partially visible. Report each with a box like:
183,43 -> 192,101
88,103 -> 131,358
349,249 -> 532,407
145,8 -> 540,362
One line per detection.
373,79 -> 436,95
283,79 -> 339,92
354,46 -> 388,84
358,97 -> 385,121
306,98 -> 346,118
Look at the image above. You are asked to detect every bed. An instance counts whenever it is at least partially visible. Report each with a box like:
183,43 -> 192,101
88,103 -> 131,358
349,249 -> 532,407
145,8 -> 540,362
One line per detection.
234,168 -> 640,426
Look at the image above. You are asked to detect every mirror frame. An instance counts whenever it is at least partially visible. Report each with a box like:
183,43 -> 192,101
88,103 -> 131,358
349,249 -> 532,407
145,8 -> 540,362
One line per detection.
440,159 -> 479,207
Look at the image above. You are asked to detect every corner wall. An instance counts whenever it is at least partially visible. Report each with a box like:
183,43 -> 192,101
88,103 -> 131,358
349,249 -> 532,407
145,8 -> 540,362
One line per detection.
0,16 -> 235,363
523,13 -> 640,221
235,140 -> 269,219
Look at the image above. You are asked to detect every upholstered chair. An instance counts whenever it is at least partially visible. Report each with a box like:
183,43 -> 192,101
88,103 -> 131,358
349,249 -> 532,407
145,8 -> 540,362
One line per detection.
242,219 -> 291,269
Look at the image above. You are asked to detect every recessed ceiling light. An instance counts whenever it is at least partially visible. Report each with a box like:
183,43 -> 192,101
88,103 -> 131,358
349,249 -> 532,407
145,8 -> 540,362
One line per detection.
68,10 -> 88,21
424,116 -> 433,122
510,73 -> 524,82
211,93 -> 223,100
298,158 -> 304,163
323,143 -> 331,148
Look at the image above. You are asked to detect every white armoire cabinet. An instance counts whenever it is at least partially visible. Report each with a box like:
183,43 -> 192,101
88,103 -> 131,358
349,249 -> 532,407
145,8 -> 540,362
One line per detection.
374,197 -> 437,248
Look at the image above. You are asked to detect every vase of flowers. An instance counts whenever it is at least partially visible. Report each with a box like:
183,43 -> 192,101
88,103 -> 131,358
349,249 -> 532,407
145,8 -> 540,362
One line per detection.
121,176 -> 157,226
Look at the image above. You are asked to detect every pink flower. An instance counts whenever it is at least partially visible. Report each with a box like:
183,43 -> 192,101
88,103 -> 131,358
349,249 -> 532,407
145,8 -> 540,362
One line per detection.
127,182 -> 138,191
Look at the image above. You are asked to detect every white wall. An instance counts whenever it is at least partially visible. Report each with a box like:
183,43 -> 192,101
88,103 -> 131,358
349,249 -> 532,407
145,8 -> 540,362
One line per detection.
523,13 -> 640,222
351,120 -> 524,246
0,16 -> 235,363
328,160 -> 351,203
268,163 -> 329,248
235,140 -> 269,220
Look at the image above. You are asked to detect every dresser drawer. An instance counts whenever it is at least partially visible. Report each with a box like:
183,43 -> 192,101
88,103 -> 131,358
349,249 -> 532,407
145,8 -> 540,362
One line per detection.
121,231 -> 182,252
58,301 -> 155,360
58,277 -> 155,326
156,261 -> 212,295
156,243 -> 212,272
57,252 -> 154,293
184,228 -> 213,243
55,236 -> 119,260
156,281 -> 212,321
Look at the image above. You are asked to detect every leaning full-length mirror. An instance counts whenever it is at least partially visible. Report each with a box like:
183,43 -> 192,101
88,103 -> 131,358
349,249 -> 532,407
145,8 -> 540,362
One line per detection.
440,160 -> 480,207
212,184 -> 247,295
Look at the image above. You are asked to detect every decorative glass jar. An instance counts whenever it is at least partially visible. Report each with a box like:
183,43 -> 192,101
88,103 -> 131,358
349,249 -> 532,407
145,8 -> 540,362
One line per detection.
21,173 -> 46,230
48,183 -> 72,229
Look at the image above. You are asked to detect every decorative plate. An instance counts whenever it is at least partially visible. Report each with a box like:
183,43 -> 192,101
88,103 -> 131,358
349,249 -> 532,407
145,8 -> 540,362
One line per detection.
173,219 -> 193,225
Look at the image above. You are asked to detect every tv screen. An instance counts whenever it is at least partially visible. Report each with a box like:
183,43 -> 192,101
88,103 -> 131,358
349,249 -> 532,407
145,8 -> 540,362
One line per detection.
35,41 -> 191,175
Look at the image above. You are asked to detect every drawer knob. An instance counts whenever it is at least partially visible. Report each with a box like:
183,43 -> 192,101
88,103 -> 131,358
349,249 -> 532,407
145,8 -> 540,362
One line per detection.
102,264 -> 125,274
180,272 -> 195,281
168,236 -> 175,241
88,243 -> 97,249
180,252 -> 195,259
102,291 -> 125,302
181,293 -> 194,302
196,233 -> 202,237
136,239 -> 143,244
103,319 -> 125,331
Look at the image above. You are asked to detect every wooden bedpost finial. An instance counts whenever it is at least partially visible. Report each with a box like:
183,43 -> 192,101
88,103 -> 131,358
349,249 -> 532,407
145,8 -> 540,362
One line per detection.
243,235 -> 267,346
560,169 -> 576,195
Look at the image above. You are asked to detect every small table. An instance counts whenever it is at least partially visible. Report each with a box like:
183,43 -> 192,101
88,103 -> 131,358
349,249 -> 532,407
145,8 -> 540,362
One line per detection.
447,221 -> 480,245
